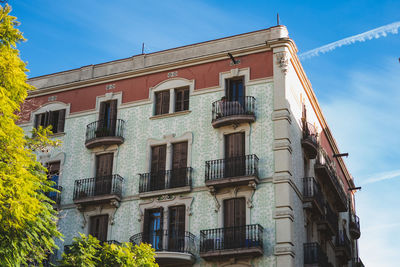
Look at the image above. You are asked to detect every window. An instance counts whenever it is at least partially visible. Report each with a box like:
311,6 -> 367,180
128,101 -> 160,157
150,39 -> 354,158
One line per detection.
143,208 -> 163,250
175,87 -> 189,112
89,215 -> 108,242
47,161 -> 60,185
46,161 -> 60,201
98,100 -> 117,136
155,91 -> 170,115
226,77 -> 244,102
225,132 -> 245,177
154,87 -> 190,115
34,109 -> 66,133
224,198 -> 246,248
143,205 -> 185,251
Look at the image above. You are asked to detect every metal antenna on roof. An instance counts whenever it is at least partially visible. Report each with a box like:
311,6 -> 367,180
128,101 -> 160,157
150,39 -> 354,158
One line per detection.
277,13 -> 280,25
142,43 -> 145,54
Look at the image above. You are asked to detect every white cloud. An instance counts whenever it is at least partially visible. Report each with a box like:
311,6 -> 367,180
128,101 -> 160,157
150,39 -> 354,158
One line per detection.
299,21 -> 400,60
362,169 -> 400,185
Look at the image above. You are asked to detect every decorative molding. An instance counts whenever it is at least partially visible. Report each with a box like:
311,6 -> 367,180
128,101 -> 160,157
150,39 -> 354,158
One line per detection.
275,51 -> 289,74
208,186 -> 221,212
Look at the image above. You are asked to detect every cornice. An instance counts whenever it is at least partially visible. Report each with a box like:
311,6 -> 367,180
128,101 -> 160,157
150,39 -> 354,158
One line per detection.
27,45 -> 271,98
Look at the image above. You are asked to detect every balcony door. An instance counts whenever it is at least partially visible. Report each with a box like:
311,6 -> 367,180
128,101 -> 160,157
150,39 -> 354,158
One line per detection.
151,145 -> 167,190
144,208 -> 163,251
224,198 -> 246,249
95,153 -> 113,195
171,142 -> 188,188
225,132 -> 245,177
89,214 -> 108,242
168,205 -> 185,251
98,100 -> 117,137
225,77 -> 245,115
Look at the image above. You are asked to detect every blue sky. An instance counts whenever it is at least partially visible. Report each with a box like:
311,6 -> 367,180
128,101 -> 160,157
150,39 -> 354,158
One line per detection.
11,0 -> 400,266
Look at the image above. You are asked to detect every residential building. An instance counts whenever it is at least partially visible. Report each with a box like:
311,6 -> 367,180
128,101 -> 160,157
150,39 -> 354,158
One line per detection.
19,25 -> 363,266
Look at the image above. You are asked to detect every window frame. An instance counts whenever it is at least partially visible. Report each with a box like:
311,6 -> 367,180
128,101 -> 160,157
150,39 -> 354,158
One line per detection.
34,109 -> 66,134
174,87 -> 190,112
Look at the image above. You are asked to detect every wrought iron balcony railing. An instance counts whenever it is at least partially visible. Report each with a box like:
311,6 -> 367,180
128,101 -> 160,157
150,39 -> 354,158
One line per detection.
85,119 -> 125,143
212,96 -> 256,122
336,230 -> 351,256
130,230 -> 196,255
139,167 -> 192,193
200,224 -> 263,253
303,177 -> 325,212
304,242 -> 332,266
205,154 -> 259,182
349,213 -> 361,239
73,174 -> 123,201
303,122 -> 318,144
316,148 -> 348,211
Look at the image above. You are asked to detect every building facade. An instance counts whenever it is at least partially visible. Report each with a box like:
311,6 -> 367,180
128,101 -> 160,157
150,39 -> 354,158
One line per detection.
19,25 -> 362,267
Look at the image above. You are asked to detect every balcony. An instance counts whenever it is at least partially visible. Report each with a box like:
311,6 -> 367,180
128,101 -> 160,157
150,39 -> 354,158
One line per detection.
317,203 -> 338,237
303,177 -> 325,216
138,167 -> 192,198
211,96 -> 256,128
46,185 -> 62,207
335,230 -> 352,262
85,119 -> 125,149
304,242 -> 333,267
352,258 -> 365,267
349,214 -> 361,239
130,230 -> 196,266
200,224 -> 263,260
301,122 -> 319,159
73,175 -> 123,206
205,154 -> 259,189
315,148 -> 348,212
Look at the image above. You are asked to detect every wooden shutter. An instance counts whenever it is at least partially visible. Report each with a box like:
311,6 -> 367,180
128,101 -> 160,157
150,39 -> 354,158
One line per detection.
225,132 -> 245,158
175,90 -> 183,112
96,153 -> 113,177
57,109 -> 66,133
224,198 -> 235,228
151,145 -> 166,172
224,198 -> 245,228
162,91 -> 170,114
183,89 -> 189,110
34,114 -> 40,129
155,91 -> 170,115
99,102 -> 106,128
168,206 -> 185,250
89,215 -> 108,242
172,142 -> 188,169
109,100 -> 117,134
225,79 -> 232,101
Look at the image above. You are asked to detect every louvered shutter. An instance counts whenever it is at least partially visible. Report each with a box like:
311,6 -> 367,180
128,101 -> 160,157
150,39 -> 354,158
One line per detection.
99,102 -> 106,128
57,109 -> 66,133
109,100 -> 117,135
162,91 -> 170,114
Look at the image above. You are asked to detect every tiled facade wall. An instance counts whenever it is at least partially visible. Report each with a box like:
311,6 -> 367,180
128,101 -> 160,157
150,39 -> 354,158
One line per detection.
21,80 -> 278,266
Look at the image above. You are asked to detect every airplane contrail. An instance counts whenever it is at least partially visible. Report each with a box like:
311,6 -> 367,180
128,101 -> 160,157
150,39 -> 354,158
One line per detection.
299,21 -> 400,60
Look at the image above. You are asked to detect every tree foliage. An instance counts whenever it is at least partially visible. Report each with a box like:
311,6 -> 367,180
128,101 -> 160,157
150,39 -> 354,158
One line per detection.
0,4 -> 61,265
60,234 -> 158,267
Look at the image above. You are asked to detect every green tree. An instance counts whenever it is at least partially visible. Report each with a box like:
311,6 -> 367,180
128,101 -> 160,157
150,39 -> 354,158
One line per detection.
60,234 -> 158,267
0,4 -> 61,265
